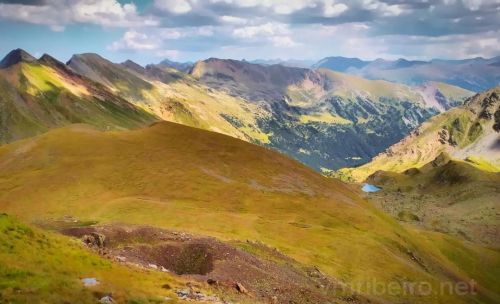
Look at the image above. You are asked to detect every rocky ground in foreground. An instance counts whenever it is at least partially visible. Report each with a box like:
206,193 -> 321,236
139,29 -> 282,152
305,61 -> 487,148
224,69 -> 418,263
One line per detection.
61,223 -> 372,304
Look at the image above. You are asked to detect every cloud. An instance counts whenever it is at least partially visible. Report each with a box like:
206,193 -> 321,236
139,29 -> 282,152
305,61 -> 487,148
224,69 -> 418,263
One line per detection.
0,0 -> 158,31
1,0 -> 498,60
108,30 -> 159,51
107,26 -> 231,58
232,22 -> 289,38
232,22 -> 298,47
323,1 -> 348,17
0,0 -> 46,4
220,15 -> 248,25
154,0 -> 192,14
271,36 -> 298,47
209,0 -> 317,14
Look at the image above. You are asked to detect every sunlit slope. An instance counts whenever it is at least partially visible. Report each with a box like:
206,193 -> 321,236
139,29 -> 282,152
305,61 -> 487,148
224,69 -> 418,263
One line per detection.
0,50 -> 157,144
67,53 -> 270,143
0,214 -> 185,303
0,122 -> 498,303
340,87 -> 500,181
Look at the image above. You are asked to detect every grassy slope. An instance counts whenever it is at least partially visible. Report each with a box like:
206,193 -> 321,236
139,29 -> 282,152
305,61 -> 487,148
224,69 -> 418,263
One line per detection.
0,122 -> 498,303
0,61 -> 157,144
0,213 -> 189,304
364,155 -> 500,245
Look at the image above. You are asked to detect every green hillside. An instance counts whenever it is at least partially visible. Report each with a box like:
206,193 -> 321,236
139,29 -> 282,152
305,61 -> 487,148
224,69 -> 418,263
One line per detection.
0,122 -> 498,304
0,213 -> 188,303
0,50 -> 157,144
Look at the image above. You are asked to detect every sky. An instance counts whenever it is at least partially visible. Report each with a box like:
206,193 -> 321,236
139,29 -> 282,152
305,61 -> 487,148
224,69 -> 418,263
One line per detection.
0,0 -> 499,65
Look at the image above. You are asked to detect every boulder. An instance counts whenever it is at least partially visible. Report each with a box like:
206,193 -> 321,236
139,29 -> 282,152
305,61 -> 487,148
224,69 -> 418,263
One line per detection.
81,232 -> 105,248
235,282 -> 248,294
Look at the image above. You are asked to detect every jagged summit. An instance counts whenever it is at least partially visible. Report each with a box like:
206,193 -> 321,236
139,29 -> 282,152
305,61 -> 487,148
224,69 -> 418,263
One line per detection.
0,48 -> 36,68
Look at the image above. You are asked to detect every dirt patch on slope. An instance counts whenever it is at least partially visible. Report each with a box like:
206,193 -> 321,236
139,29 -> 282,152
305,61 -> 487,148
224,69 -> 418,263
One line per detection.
62,224 -> 375,304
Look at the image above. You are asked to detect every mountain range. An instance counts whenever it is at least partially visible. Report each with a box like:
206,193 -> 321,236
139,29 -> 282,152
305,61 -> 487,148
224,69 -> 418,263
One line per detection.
0,49 -> 473,171
313,56 -> 500,92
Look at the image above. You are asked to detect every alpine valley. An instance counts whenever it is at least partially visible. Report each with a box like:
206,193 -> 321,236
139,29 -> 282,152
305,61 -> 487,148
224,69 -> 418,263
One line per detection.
0,47 -> 499,304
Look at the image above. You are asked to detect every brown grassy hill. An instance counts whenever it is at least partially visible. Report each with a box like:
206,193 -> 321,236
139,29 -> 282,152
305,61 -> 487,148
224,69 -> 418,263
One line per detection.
0,122 -> 498,304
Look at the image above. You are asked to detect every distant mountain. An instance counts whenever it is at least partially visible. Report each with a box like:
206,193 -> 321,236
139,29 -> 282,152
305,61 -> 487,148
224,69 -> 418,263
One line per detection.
156,58 -> 193,72
0,49 -> 157,144
190,58 -> 473,170
250,58 -> 315,68
121,59 -> 146,74
338,86 -> 500,182
311,56 -> 370,72
313,56 -> 500,92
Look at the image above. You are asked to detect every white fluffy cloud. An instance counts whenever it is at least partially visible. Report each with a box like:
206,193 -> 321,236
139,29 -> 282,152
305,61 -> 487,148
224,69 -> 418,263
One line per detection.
0,0 -> 158,31
232,22 -> 298,46
107,26 -> 220,57
108,30 -> 159,51
232,22 -> 289,38
154,0 -> 193,14
209,0 -> 317,14
1,0 -> 496,61
323,0 -> 349,17
220,15 -> 248,25
362,0 -> 406,17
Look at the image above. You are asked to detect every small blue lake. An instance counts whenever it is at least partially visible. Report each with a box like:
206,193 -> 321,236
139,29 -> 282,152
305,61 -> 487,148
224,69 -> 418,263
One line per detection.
362,183 -> 381,193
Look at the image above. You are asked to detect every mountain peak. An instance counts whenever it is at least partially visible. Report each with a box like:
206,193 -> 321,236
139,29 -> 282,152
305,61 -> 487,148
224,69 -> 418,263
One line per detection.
66,53 -> 108,66
38,53 -> 66,69
121,59 -> 145,74
0,48 -> 36,68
